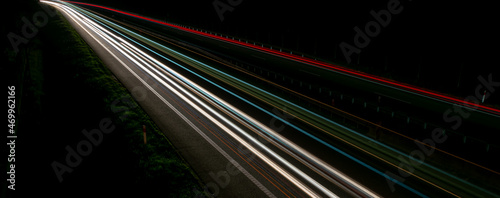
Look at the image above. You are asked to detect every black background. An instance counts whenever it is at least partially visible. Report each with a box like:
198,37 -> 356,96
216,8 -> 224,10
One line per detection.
67,0 -> 499,98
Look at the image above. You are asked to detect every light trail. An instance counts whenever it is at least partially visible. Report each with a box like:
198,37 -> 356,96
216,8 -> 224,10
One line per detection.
61,4 -> 414,197
119,40 -> 380,197
41,2 -> 277,197
43,1 -> 500,197
94,8 -> 500,177
61,0 -> 500,117
42,1 -> 379,197
68,7 -> 475,197
119,42 -> 325,198
95,19 -> 336,198
48,1 -> 437,197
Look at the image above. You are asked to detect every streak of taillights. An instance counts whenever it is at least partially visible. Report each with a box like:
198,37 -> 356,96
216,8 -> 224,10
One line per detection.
60,0 -> 500,117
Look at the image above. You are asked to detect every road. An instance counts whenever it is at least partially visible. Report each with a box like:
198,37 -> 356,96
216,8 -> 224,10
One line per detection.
42,1 -> 500,197
43,1 -> 380,197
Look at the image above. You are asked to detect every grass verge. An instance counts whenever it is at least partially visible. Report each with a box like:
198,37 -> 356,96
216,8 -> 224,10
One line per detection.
4,2 -> 202,197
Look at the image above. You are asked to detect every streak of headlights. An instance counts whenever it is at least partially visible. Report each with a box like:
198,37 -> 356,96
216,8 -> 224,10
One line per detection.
42,1 -> 279,197
50,1 -> 429,197
43,1 -> 346,197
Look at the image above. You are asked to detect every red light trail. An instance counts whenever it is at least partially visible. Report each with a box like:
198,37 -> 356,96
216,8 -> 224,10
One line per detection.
62,0 -> 500,116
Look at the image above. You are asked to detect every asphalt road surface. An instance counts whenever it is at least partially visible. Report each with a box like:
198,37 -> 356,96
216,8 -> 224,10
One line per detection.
41,1 -> 500,197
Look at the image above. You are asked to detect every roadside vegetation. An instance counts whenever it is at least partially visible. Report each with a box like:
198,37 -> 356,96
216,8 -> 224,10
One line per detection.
4,1 -> 201,197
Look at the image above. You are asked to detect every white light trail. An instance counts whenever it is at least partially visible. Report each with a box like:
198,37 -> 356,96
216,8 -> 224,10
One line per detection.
45,1 -> 321,196
41,1 -> 381,197
40,1 -> 277,197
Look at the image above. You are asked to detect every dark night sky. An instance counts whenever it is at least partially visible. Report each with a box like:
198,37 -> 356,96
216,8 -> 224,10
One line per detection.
77,0 -> 496,93
7,0 -> 497,97
1,2 -> 497,197
72,0 -> 497,66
